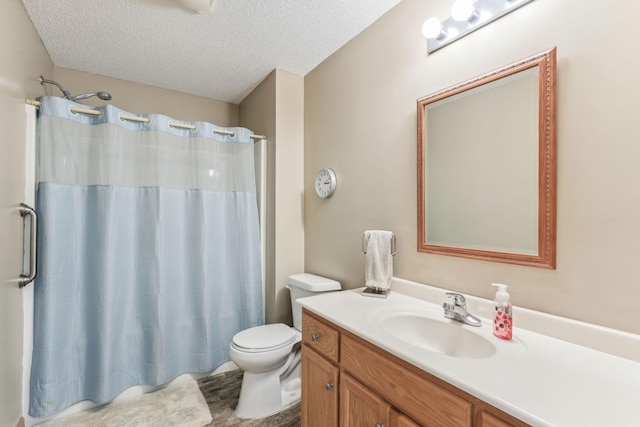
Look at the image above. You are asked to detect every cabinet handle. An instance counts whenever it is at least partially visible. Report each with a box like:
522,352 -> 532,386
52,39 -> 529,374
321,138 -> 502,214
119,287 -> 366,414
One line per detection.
325,382 -> 334,391
311,333 -> 320,341
375,424 -> 385,427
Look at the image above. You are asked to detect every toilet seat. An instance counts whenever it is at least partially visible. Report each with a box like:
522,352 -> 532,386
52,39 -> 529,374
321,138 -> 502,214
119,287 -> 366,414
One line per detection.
232,323 -> 297,353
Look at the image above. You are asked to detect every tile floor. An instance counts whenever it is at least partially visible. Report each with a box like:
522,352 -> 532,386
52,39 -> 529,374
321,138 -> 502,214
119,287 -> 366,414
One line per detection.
198,370 -> 301,427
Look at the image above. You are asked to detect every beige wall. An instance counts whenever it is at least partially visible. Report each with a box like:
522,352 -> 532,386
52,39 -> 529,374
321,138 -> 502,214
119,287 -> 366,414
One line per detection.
273,70 -> 305,324
305,0 -> 640,335
0,1 -> 53,425
240,72 -> 278,322
240,70 -> 305,324
52,67 -> 238,125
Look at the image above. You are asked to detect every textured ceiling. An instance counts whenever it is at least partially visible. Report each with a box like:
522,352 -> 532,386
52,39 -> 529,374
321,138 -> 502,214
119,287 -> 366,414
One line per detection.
20,0 -> 402,104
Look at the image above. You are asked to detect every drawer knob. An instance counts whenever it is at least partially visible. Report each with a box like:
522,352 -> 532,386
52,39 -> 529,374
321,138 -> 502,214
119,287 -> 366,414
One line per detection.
375,424 -> 385,427
311,333 -> 320,341
325,382 -> 334,391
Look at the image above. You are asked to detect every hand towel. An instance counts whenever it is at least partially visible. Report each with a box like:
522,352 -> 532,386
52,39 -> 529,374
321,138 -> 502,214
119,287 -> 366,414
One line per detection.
364,230 -> 394,290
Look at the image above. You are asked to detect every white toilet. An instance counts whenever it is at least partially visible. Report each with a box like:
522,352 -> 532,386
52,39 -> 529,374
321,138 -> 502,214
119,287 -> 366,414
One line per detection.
229,273 -> 341,419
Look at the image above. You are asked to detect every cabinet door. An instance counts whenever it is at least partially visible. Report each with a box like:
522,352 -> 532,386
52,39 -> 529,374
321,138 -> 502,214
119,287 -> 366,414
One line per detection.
302,347 -> 339,427
341,373 -> 391,427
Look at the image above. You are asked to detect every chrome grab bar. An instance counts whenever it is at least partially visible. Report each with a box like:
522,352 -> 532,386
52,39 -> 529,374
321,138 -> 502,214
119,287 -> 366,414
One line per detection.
19,203 -> 37,288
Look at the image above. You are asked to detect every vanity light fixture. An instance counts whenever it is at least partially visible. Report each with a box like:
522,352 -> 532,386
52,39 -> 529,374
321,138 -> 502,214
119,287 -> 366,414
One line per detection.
423,0 -> 535,54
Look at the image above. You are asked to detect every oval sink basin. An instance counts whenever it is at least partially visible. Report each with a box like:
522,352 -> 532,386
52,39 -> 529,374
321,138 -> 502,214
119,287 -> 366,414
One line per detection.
374,307 -> 497,359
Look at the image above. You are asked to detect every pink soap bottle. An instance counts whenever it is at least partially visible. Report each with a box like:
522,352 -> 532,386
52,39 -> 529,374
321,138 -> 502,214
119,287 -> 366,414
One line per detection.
491,283 -> 512,340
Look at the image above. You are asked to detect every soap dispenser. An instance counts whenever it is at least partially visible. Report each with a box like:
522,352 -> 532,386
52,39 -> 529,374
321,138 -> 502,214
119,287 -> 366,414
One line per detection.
491,283 -> 512,340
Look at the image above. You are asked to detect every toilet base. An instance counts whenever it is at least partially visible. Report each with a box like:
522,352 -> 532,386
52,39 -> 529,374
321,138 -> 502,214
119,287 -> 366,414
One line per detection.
280,360 -> 301,408
235,369 -> 301,419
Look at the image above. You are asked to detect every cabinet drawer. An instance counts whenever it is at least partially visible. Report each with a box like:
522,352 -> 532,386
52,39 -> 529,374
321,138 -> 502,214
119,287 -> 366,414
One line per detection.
302,310 -> 340,363
341,333 -> 472,427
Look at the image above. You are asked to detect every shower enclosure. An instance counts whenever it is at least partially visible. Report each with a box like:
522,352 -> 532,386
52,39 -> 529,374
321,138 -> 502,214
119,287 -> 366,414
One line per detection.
21,95 -> 267,421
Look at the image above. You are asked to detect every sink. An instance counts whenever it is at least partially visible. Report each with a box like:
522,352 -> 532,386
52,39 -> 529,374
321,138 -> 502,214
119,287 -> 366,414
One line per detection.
372,306 -> 497,359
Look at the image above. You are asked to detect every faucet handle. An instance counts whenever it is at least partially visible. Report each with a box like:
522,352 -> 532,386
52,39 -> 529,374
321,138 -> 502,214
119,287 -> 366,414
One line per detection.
445,292 -> 466,307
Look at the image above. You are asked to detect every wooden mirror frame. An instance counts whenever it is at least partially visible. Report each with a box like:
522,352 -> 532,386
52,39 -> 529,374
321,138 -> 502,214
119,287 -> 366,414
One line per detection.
417,47 -> 557,269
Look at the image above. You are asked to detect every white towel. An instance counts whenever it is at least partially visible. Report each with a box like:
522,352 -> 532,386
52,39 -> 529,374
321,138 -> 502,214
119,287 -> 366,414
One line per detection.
364,230 -> 394,290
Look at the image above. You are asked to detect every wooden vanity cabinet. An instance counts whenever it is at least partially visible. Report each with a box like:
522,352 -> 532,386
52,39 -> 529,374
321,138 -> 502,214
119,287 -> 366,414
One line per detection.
301,309 -> 528,427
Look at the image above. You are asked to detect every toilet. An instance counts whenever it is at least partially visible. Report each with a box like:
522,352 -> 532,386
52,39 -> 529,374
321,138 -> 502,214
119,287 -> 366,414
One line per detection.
229,273 -> 341,419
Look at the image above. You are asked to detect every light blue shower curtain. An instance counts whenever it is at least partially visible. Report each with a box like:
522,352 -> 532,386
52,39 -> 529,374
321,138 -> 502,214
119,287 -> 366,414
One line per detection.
29,96 -> 263,417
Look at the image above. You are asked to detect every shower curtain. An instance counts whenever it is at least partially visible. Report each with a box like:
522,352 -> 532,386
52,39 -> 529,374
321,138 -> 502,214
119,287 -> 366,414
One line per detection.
29,96 -> 263,417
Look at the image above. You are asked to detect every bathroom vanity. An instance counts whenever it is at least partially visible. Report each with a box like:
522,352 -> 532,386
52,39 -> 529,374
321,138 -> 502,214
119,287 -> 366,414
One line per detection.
299,279 -> 640,427
302,310 -> 525,426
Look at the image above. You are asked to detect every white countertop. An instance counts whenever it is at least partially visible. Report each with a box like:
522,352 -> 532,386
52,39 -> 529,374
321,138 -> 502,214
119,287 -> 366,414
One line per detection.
298,279 -> 640,427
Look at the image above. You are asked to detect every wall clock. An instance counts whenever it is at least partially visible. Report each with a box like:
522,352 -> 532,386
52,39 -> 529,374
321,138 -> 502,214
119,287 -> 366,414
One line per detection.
314,168 -> 337,199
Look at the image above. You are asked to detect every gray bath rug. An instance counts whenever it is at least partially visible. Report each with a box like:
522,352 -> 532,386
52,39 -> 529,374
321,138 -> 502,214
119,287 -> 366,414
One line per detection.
38,377 -> 212,427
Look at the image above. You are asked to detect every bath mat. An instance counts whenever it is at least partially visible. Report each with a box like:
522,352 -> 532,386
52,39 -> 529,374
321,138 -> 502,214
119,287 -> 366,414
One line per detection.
38,377 -> 212,427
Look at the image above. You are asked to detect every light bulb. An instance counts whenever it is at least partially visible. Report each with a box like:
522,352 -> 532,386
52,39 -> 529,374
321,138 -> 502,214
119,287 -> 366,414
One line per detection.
451,0 -> 477,22
422,17 -> 445,40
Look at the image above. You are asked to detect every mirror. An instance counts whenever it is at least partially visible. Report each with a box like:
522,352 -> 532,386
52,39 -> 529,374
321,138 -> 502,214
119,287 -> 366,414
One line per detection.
417,48 -> 556,269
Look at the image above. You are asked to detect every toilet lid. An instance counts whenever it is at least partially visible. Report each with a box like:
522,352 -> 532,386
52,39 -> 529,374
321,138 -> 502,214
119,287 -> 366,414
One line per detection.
232,323 -> 297,352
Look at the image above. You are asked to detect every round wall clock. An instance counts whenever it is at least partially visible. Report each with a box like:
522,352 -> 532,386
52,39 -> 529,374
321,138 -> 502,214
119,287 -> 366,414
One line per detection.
314,168 -> 337,199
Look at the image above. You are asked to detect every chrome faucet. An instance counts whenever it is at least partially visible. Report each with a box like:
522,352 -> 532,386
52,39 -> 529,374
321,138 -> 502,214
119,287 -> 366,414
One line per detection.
443,292 -> 482,327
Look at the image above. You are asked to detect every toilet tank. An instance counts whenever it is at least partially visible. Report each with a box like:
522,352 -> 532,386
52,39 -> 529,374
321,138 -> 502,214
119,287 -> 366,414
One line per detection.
287,273 -> 341,331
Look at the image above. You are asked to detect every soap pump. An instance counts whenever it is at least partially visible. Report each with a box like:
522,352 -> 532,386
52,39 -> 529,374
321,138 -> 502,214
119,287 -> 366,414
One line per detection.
491,283 -> 512,340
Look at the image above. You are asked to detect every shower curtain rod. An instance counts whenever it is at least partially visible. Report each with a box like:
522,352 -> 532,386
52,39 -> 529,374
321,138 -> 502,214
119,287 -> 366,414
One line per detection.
25,98 -> 267,141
